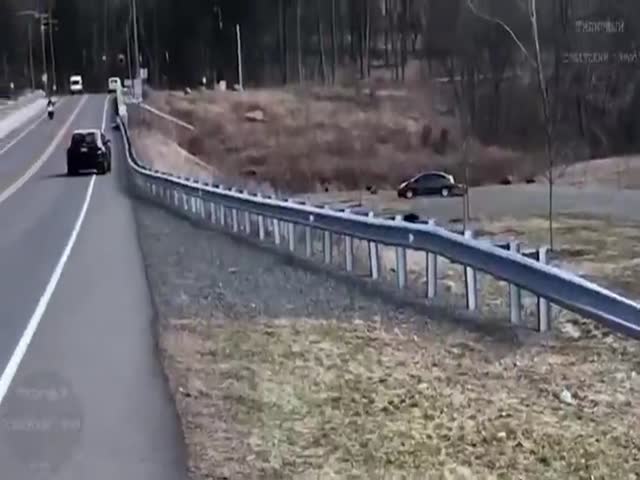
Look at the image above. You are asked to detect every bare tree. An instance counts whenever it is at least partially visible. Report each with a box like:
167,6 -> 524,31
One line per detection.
317,1 -> 328,84
296,0 -> 302,82
467,0 -> 556,247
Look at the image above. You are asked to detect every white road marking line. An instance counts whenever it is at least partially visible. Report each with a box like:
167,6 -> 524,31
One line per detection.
101,94 -> 110,131
0,94 -> 111,404
0,97 -> 68,156
0,95 -> 88,206
0,175 -> 96,404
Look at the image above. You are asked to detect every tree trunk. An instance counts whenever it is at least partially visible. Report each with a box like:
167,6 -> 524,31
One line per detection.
400,0 -> 408,81
279,0 -> 288,84
530,0 -> 555,248
392,3 -> 400,80
153,2 -> 160,85
296,0 -> 302,82
2,53 -> 7,82
492,78 -> 502,137
358,0 -> 365,78
330,0 -> 337,83
350,5 -> 357,64
318,4 -> 328,84
384,0 -> 390,67
365,0 -> 371,78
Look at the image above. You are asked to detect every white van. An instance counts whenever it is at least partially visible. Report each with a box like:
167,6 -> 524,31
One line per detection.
108,77 -> 122,93
69,75 -> 83,94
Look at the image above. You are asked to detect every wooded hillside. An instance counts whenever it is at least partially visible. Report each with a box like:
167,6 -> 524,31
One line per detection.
2,0 -> 639,156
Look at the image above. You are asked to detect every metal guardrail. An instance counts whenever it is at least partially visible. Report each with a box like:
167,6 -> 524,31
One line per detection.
115,94 -> 640,340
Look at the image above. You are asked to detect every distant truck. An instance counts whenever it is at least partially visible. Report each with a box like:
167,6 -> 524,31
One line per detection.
108,77 -> 122,93
69,75 -> 84,94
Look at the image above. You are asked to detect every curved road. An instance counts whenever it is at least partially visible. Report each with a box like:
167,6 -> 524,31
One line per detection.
0,95 -> 187,478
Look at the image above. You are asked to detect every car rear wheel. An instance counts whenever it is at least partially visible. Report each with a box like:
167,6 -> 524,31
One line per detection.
441,188 -> 450,197
97,162 -> 107,175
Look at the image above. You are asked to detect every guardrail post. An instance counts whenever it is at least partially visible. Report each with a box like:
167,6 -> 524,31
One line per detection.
305,223 -> 312,257
255,194 -> 265,239
273,218 -> 281,246
464,230 -> 478,310
245,211 -> 251,234
220,205 -> 226,227
174,190 -> 179,207
344,209 -> 354,272
232,208 -> 239,232
210,202 -> 216,223
182,192 -> 188,211
151,184 -> 156,197
537,246 -> 551,332
368,212 -> 380,280
426,220 -> 437,299
323,230 -> 332,264
394,215 -> 407,289
288,223 -> 295,251
509,240 -> 522,325
345,236 -> 354,272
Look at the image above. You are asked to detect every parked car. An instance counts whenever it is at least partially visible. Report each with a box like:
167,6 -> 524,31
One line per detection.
397,171 -> 466,199
67,129 -> 112,175
69,75 -> 84,94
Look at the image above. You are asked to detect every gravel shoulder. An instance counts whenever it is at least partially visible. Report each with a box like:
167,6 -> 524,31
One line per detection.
133,197 -> 640,480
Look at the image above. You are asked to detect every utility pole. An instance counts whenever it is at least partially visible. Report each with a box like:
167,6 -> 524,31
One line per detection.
131,0 -> 141,99
126,24 -> 133,85
236,24 -> 243,90
27,21 -> 35,90
17,11 -> 43,91
47,9 -> 57,92
40,14 -> 48,94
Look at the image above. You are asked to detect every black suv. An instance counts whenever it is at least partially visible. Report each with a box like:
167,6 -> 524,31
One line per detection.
67,129 -> 112,175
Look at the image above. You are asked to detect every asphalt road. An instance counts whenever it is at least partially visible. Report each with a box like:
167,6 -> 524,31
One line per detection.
0,94 -> 187,478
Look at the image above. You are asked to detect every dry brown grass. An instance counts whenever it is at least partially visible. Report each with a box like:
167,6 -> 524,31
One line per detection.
161,316 -> 640,480
142,88 -> 530,194
551,155 -> 640,189
130,127 -> 216,182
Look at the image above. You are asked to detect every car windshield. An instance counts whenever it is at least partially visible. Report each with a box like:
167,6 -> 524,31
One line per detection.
72,132 -> 97,145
